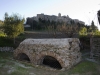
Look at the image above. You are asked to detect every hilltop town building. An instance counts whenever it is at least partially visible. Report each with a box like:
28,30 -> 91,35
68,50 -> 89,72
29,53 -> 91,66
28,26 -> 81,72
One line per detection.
26,13 -> 85,25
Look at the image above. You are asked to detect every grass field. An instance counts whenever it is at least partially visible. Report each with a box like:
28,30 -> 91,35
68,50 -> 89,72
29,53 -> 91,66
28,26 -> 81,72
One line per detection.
0,52 -> 100,75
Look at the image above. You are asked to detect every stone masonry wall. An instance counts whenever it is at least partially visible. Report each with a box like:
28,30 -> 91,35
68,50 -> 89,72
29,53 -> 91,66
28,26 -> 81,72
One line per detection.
0,47 -> 14,52
90,38 -> 100,59
14,38 -> 81,70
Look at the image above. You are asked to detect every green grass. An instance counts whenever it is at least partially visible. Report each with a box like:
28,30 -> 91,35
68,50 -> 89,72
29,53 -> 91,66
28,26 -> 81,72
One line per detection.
0,52 -> 29,75
9,66 -> 28,75
67,61 -> 100,75
0,52 -> 100,75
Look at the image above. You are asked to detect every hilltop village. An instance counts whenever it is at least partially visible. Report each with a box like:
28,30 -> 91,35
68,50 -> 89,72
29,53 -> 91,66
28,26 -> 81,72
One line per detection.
26,13 -> 85,25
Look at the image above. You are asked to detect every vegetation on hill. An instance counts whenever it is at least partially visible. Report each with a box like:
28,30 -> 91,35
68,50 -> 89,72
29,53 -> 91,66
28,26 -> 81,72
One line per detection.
25,16 -> 100,38
79,20 -> 100,37
26,17 -> 85,31
0,11 -> 100,47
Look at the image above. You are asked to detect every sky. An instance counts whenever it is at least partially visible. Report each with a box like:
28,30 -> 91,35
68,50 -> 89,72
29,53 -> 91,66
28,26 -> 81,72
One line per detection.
0,0 -> 100,29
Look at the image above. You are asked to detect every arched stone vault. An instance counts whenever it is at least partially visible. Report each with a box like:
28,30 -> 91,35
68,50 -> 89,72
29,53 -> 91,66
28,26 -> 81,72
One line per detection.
36,51 -> 64,68
14,38 -> 81,70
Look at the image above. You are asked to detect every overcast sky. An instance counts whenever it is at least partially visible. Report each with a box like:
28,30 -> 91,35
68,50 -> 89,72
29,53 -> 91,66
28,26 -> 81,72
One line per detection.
0,0 -> 100,28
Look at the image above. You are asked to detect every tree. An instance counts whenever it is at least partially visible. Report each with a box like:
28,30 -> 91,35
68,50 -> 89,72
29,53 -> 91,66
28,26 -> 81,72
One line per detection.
90,20 -> 97,31
0,20 -> 3,26
3,12 -> 25,44
79,27 -> 87,36
57,24 -> 79,37
87,21 -> 98,36
93,29 -> 100,36
0,20 -> 5,37
97,10 -> 100,25
0,20 -> 4,30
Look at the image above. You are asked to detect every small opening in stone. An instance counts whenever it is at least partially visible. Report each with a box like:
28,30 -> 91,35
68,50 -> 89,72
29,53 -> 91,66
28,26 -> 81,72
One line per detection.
17,53 -> 30,62
42,56 -> 62,69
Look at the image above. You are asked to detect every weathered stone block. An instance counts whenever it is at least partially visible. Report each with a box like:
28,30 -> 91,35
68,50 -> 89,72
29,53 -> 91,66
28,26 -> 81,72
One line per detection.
14,38 -> 81,70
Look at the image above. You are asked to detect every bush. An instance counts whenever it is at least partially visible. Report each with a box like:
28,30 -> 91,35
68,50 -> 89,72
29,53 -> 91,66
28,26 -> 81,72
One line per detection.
0,31 -> 6,37
0,37 -> 14,47
79,36 -> 90,50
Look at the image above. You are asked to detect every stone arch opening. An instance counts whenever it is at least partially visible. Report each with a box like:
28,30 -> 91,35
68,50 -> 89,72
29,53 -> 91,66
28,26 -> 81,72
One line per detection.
17,53 -> 30,62
42,56 -> 62,69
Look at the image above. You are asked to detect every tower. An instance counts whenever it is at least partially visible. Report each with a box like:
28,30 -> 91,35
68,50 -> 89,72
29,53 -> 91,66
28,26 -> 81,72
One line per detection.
58,13 -> 61,17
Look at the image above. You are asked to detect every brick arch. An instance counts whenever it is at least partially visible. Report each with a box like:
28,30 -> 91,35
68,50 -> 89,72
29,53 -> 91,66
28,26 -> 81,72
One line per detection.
14,50 -> 34,63
37,51 -> 65,68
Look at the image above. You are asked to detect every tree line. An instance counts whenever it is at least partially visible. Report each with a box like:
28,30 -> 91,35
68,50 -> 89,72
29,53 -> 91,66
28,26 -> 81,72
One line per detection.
26,18 -> 85,30
26,17 -> 100,37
